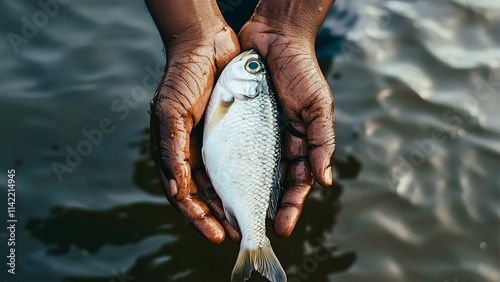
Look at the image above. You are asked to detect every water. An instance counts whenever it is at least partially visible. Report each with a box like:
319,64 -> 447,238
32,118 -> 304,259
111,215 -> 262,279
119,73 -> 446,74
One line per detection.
0,0 -> 499,281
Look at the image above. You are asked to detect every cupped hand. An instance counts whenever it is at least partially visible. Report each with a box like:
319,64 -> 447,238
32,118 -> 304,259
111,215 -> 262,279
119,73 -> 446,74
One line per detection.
147,0 -> 335,243
239,0 -> 336,238
148,8 -> 241,243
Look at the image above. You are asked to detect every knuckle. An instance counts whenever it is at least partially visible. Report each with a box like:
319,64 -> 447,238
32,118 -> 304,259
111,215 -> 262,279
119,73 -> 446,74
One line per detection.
280,194 -> 305,209
279,202 -> 302,210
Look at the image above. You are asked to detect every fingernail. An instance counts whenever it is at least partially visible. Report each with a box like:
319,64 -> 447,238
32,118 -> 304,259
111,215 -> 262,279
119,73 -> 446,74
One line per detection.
324,166 -> 333,186
169,179 -> 178,196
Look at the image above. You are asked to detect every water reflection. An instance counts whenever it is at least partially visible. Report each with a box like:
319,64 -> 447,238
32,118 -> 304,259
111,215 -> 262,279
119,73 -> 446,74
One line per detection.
27,128 -> 359,281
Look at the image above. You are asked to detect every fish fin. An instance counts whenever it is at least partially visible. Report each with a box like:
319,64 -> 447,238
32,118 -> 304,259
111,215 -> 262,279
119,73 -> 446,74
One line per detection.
224,206 -> 239,230
231,240 -> 286,282
205,91 -> 234,132
268,151 -> 281,223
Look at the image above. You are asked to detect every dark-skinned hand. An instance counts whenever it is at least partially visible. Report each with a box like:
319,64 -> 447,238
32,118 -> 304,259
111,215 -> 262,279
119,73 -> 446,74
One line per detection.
146,0 -> 336,243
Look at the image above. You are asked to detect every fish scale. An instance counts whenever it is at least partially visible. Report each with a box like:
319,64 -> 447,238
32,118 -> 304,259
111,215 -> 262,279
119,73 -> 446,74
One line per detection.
203,49 -> 286,282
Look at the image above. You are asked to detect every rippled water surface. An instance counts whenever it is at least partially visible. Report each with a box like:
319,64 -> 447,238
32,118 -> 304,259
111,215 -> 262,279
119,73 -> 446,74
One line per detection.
1,0 -> 499,281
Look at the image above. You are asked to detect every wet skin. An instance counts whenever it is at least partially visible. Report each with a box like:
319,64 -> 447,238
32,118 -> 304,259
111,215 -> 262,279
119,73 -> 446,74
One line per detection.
146,0 -> 336,243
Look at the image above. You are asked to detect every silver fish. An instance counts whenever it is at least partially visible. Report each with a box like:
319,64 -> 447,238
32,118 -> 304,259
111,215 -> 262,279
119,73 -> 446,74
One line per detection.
202,49 -> 286,282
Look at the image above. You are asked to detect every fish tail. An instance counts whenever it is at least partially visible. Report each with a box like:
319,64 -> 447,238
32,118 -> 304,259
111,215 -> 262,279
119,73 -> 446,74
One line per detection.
231,240 -> 286,282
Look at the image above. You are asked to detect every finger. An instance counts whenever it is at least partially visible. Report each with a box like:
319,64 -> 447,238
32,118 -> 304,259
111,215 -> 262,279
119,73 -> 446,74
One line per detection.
150,109 -> 179,197
192,167 -> 242,243
158,167 -> 226,244
296,59 -> 335,187
153,102 -> 192,200
151,115 -> 226,244
153,92 -> 193,201
189,128 -> 241,243
282,130 -> 308,159
275,132 -> 314,237
274,159 -> 314,238
279,161 -> 287,189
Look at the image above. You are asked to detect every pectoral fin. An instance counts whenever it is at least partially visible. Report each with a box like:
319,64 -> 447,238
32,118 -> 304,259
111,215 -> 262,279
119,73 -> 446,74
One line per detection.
205,91 -> 234,131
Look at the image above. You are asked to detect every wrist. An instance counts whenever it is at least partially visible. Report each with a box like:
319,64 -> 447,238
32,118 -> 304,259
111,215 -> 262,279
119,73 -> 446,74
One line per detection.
239,20 -> 315,61
249,0 -> 335,39
146,0 -> 228,48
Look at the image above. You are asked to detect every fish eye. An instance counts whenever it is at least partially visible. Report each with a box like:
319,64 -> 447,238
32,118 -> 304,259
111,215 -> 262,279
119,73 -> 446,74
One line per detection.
245,59 -> 262,73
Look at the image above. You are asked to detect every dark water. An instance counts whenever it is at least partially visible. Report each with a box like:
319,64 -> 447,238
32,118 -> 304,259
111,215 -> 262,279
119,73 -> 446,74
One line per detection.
1,0 -> 499,281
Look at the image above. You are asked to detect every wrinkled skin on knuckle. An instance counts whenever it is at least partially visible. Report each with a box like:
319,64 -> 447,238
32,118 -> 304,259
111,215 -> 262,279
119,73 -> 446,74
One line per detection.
301,91 -> 334,135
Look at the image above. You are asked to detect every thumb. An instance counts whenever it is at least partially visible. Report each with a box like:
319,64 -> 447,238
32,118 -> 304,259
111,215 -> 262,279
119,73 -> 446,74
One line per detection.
152,51 -> 216,200
153,98 -> 194,201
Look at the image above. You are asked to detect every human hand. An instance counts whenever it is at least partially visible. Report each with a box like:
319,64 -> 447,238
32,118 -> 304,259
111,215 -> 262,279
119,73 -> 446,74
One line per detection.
147,0 -> 241,243
147,0 -> 335,242
239,0 -> 337,238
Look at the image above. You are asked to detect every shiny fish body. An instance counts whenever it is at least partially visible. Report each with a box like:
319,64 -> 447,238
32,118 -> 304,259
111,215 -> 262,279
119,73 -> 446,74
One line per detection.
202,49 -> 286,282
